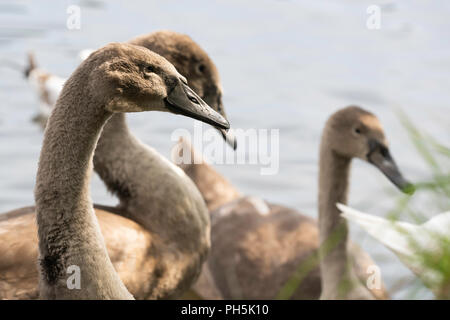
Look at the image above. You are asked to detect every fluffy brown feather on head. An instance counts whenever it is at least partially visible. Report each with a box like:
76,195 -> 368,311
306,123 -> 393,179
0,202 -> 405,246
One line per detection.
323,106 -> 413,193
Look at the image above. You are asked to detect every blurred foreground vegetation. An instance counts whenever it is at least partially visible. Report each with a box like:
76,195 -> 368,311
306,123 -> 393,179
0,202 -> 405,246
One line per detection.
387,110 -> 449,299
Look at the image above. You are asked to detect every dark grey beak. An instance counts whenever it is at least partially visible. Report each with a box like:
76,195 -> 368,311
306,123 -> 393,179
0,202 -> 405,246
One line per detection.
219,128 -> 237,150
213,98 -> 237,150
367,140 -> 415,194
165,79 -> 230,130
24,52 -> 36,78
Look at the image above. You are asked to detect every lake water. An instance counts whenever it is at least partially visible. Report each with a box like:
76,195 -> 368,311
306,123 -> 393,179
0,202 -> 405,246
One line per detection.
1,0 -> 449,299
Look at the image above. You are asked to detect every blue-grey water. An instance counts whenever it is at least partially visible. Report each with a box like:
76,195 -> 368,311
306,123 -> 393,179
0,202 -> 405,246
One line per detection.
1,0 -> 449,299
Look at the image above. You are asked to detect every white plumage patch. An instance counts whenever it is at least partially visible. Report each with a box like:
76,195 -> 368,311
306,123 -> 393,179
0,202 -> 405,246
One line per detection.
247,197 -> 270,216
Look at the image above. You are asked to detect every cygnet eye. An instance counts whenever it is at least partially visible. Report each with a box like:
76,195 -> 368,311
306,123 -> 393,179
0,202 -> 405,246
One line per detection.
197,64 -> 206,74
145,65 -> 155,73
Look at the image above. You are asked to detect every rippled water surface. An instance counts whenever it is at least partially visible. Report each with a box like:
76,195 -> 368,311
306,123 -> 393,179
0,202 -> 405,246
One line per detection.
1,0 -> 449,299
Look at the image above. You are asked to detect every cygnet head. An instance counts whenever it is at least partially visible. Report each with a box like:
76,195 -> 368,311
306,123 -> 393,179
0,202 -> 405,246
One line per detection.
82,42 -> 229,130
323,106 -> 414,194
130,30 -> 236,149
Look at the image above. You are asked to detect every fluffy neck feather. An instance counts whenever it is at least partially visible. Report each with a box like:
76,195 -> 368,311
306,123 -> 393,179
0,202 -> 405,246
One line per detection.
318,139 -> 373,299
35,73 -> 132,299
93,113 -> 210,298
176,139 -> 240,212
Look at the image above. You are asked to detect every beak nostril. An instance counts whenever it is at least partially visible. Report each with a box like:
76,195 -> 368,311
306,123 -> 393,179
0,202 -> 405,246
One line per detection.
188,96 -> 199,104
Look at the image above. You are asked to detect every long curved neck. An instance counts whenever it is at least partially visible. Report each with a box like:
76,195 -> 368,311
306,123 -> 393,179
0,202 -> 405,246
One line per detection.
93,113 -> 209,254
176,140 -> 240,212
93,113 -> 134,210
93,114 -> 210,298
35,77 -> 132,299
318,141 -> 359,298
